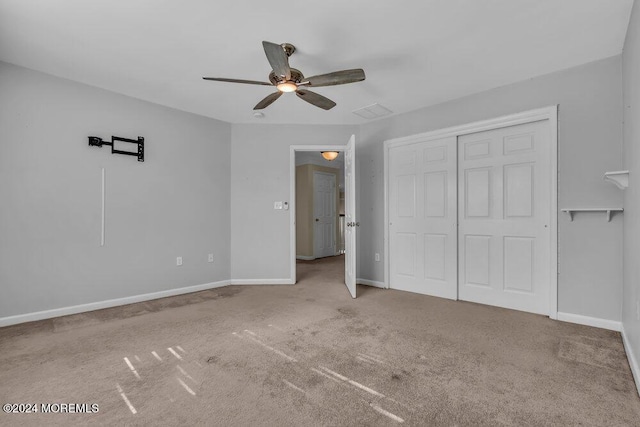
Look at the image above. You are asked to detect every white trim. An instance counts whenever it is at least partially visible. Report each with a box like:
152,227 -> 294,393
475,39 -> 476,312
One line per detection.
383,106 -> 559,318
556,312 -> 622,332
622,326 -> 640,397
548,106 -> 559,320
290,144 -> 348,285
357,278 -> 385,288
384,106 -> 559,147
0,279 -> 231,327
230,279 -> 295,285
296,255 -> 315,261
383,138 -> 390,290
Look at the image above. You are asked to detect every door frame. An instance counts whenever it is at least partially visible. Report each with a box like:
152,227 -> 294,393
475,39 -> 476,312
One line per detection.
383,106 -> 559,319
290,144 -> 347,284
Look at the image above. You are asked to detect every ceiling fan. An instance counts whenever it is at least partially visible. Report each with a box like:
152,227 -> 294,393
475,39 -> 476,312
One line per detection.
202,41 -> 365,111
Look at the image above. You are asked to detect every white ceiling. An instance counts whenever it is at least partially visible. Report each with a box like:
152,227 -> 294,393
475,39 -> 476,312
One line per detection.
0,0 -> 633,125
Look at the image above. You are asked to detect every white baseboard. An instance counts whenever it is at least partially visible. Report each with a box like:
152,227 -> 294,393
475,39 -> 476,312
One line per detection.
357,278 -> 386,288
557,312 -> 622,331
296,255 -> 315,261
0,279 -> 231,328
622,326 -> 640,397
230,279 -> 295,285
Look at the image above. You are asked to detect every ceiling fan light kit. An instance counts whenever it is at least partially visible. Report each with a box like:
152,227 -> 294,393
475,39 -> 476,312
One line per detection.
203,41 -> 365,111
276,82 -> 297,93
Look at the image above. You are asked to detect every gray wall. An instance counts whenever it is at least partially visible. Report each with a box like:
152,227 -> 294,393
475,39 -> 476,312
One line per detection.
230,124 -> 356,281
0,62 -> 231,318
0,55 -> 628,326
358,56 -> 624,321
623,1 -> 640,380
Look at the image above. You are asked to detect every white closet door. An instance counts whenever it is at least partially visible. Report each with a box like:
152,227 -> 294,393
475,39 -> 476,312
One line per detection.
458,120 -> 551,315
389,136 -> 457,299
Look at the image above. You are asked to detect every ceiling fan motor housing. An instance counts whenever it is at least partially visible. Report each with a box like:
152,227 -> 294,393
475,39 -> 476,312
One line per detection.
269,68 -> 304,85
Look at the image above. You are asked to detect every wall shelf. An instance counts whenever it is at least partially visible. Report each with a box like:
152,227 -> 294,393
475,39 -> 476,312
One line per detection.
561,208 -> 623,222
603,170 -> 629,189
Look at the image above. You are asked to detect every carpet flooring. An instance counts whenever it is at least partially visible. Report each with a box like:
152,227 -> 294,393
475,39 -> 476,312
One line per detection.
0,255 -> 639,426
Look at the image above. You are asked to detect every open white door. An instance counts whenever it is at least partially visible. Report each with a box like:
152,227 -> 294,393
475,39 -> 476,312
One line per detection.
344,135 -> 357,298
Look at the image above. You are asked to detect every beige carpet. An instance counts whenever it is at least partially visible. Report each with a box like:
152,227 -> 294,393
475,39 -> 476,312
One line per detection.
0,255 -> 639,426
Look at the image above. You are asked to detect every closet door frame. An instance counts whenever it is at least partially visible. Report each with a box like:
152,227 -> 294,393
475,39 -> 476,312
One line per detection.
383,105 -> 558,319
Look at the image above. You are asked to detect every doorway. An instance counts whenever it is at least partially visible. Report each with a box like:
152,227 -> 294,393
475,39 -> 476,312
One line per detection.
293,159 -> 342,261
290,135 -> 357,298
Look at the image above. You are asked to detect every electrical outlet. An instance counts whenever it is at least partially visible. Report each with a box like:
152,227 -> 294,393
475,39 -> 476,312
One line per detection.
274,201 -> 283,210
375,253 -> 380,262
176,256 -> 183,266
208,253 -> 214,263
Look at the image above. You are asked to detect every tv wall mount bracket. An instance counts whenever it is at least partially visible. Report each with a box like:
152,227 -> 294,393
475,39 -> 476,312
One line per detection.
88,135 -> 144,162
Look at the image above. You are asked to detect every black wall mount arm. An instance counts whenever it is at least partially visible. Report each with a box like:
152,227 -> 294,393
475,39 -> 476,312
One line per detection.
89,135 -> 144,162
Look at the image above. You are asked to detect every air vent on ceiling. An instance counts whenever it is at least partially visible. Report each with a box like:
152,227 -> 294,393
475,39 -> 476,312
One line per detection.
352,103 -> 393,119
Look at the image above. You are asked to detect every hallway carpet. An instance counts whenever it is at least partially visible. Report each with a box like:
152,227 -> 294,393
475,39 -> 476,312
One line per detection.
1,255 -> 639,425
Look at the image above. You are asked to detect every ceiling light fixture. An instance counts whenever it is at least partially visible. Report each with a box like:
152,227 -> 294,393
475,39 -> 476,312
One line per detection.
321,151 -> 339,161
276,82 -> 297,93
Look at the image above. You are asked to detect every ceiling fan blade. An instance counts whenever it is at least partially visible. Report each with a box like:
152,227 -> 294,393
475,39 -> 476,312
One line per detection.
262,41 -> 291,80
304,69 -> 365,87
202,77 -> 273,86
296,89 -> 336,110
254,91 -> 283,110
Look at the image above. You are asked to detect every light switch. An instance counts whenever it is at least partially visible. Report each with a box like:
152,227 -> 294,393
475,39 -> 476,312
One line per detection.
283,202 -> 289,210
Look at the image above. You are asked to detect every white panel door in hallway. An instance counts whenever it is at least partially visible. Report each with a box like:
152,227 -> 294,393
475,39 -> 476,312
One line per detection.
313,171 -> 337,259
458,120 -> 551,315
388,136 -> 458,299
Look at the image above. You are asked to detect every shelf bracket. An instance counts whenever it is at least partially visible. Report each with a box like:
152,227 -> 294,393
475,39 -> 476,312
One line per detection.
564,210 -> 574,222
604,170 -> 629,189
